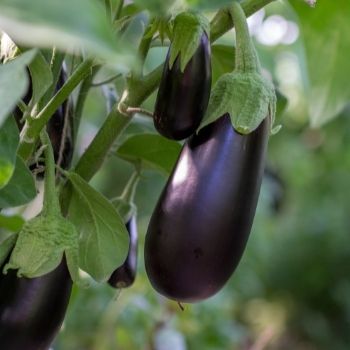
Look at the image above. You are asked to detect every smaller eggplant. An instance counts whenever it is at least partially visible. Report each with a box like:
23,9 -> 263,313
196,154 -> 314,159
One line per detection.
154,32 -> 212,140
108,216 -> 138,289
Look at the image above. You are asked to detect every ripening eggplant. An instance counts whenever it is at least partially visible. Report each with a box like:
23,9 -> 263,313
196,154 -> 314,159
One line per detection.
144,114 -> 270,302
153,32 -> 212,140
0,258 -> 72,350
108,216 -> 138,289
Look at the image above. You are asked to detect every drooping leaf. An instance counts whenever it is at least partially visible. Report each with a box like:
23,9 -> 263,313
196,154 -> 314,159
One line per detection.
291,0 -> 350,127
0,0 -> 136,70
0,155 -> 37,208
0,214 -> 24,232
0,49 -> 36,127
116,134 -> 182,175
67,172 -> 129,283
0,116 -> 19,189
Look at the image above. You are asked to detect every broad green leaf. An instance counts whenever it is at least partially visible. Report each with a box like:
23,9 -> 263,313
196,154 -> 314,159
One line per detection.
0,156 -> 36,208
211,44 -> 235,84
0,214 -> 24,232
291,0 -> 350,127
67,172 -> 129,283
0,0 -> 136,71
116,134 -> 182,175
0,49 -> 36,127
0,116 -> 19,189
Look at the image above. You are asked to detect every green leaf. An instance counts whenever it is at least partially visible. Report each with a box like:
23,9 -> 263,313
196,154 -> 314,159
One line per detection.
27,50 -> 53,107
0,214 -> 24,232
291,0 -> 350,127
67,172 -> 129,283
0,233 -> 17,267
0,49 -> 36,127
169,11 -> 209,71
0,0 -> 136,71
0,155 -> 37,208
0,116 -> 19,189
116,134 -> 182,175
211,44 -> 235,85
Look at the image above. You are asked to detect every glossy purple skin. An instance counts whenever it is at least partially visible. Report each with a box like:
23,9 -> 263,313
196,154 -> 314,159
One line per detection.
145,115 -> 270,302
154,33 -> 212,140
108,216 -> 138,289
0,258 -> 72,350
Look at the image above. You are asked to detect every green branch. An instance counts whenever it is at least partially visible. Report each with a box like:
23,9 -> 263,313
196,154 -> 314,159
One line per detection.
210,0 -> 275,43
18,59 -> 95,160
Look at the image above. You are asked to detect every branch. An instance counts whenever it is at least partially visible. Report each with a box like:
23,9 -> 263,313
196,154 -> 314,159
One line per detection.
18,59 -> 95,160
210,0 -> 275,43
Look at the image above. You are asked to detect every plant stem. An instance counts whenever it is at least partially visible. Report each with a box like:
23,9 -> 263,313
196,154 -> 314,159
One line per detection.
73,65 -> 100,142
120,171 -> 140,204
60,64 -> 163,214
210,0 -> 275,43
229,1 -> 260,73
40,131 -> 60,217
18,58 -> 95,160
113,0 -> 124,21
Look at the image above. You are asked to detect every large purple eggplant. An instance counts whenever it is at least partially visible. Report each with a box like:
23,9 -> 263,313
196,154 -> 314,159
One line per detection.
0,258 -> 72,350
153,33 -> 212,140
145,115 -> 270,302
108,216 -> 138,289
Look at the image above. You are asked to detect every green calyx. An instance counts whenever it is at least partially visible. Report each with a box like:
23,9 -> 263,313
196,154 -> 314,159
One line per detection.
2,130 -> 83,286
144,16 -> 173,44
111,171 -> 140,222
199,1 -> 277,135
169,11 -> 210,71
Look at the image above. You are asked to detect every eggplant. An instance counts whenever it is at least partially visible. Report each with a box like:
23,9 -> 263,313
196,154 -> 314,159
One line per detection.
145,114 -> 270,302
153,33 -> 212,140
0,258 -> 72,350
108,216 -> 138,289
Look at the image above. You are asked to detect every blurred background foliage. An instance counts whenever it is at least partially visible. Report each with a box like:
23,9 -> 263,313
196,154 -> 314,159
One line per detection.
1,0 -> 349,349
